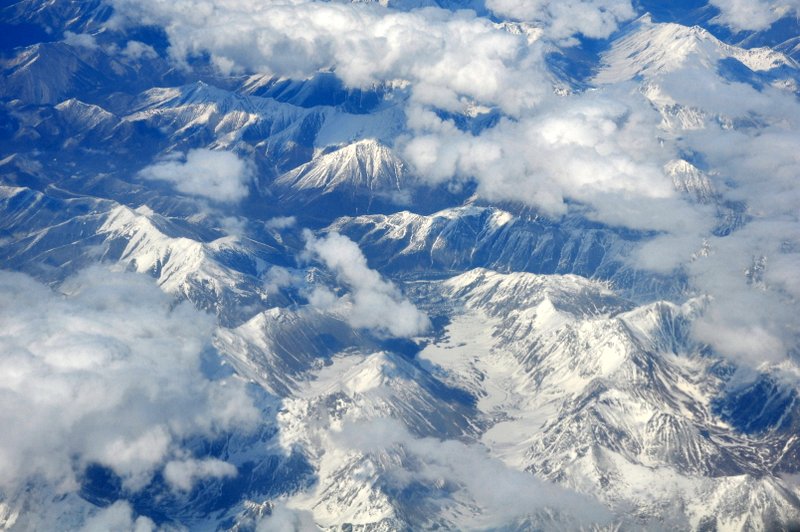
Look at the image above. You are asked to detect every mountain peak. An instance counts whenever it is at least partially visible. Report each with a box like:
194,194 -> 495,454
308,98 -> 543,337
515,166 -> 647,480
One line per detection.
665,159 -> 717,204
274,139 -> 410,196
595,18 -> 795,83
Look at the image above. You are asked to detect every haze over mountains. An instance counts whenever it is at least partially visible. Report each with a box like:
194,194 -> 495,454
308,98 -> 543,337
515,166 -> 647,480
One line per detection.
1,0 -> 800,530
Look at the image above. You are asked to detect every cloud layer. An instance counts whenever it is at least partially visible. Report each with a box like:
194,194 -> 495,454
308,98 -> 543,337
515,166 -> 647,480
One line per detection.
403,91 -> 713,233
0,267 -> 258,497
486,0 -> 636,42
628,38 -> 800,365
108,0 -> 550,115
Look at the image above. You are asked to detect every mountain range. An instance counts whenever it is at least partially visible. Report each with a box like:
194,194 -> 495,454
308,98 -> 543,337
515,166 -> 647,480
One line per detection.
1,0 -> 800,530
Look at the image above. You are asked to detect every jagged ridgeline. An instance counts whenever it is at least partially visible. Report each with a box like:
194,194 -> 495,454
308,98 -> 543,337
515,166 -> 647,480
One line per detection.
2,0 -> 800,530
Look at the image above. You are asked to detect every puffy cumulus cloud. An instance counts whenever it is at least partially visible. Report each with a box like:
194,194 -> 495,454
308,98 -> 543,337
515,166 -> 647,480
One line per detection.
139,149 -> 253,203
691,275 -> 793,366
63,31 -> 100,49
255,504 -> 319,532
709,0 -> 800,31
332,419 -> 611,527
265,215 -> 297,230
304,231 -> 430,337
486,0 -> 636,42
80,501 -> 155,532
163,458 -> 238,492
402,92 -> 713,233
0,267 -> 258,497
63,31 -> 159,63
120,40 -> 158,60
219,215 -> 249,238
263,266 -> 298,295
106,0 -> 550,115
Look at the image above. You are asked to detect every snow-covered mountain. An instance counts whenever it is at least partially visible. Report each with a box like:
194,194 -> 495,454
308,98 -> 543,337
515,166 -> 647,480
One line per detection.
274,140 -> 411,205
594,15 -> 797,84
1,0 -> 800,530
414,269 -> 800,528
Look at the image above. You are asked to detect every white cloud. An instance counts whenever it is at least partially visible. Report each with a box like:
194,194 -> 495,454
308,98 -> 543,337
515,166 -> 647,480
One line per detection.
333,419 -> 611,527
486,0 -> 636,42
139,149 -> 253,203
685,214 -> 800,366
304,231 -> 430,337
265,216 -> 297,230
678,93 -> 800,366
120,40 -> 158,60
255,504 -> 319,532
80,501 -> 155,532
621,43 -> 800,366
264,266 -> 292,293
633,232 -> 707,273
398,23 -> 799,368
709,0 -> 800,31
402,91 -> 713,233
656,65 -> 800,121
64,31 -> 99,49
0,267 -> 258,496
163,458 -> 238,492
219,215 -> 248,237
306,285 -> 339,310
106,0 -> 799,370
107,0 -> 550,116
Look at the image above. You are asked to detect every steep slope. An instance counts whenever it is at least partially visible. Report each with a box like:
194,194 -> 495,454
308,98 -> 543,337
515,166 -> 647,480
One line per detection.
240,72 -> 386,113
665,159 -> 717,204
412,269 -> 800,528
100,205 -> 267,317
273,139 -> 411,204
0,41 -> 175,106
595,16 -> 800,138
0,186 -> 281,325
595,15 -> 797,84
215,306 -> 367,396
213,267 -> 800,529
124,81 -> 318,165
123,82 -> 406,175
2,0 -> 111,35
328,205 -> 683,299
